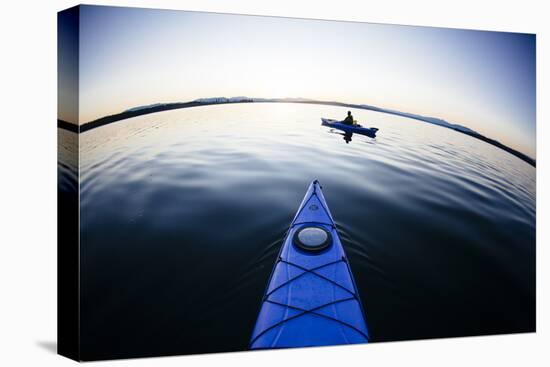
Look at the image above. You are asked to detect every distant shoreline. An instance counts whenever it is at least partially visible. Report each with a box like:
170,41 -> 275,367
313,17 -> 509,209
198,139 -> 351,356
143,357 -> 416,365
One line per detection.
57,119 -> 79,133
57,98 -> 535,167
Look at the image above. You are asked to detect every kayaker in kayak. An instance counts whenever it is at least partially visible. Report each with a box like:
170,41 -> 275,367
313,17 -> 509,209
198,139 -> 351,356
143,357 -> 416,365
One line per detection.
321,118 -> 378,138
343,111 -> 354,125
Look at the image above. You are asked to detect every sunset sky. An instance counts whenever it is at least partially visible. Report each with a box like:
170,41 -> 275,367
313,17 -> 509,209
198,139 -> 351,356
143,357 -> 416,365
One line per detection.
59,5 -> 536,157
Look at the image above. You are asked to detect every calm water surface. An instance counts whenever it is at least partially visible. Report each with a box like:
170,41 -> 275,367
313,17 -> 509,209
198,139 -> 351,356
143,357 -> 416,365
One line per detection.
60,103 -> 535,359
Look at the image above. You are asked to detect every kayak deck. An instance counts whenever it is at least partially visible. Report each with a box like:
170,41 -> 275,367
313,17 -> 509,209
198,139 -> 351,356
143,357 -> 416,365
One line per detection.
250,180 -> 369,349
321,118 -> 378,137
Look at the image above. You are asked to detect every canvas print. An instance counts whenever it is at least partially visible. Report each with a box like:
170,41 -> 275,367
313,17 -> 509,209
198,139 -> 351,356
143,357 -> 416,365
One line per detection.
58,5 -> 536,361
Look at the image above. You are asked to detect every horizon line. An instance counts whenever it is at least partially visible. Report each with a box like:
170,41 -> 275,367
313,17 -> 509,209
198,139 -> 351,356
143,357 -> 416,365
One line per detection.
57,96 -> 536,165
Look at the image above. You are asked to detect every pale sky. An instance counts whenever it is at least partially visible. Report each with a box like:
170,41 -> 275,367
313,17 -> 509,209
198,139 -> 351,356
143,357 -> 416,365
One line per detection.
59,5 -> 536,157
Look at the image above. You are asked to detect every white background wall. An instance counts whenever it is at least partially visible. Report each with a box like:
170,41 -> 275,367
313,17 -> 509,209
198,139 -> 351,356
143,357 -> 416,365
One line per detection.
0,0 -> 547,366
